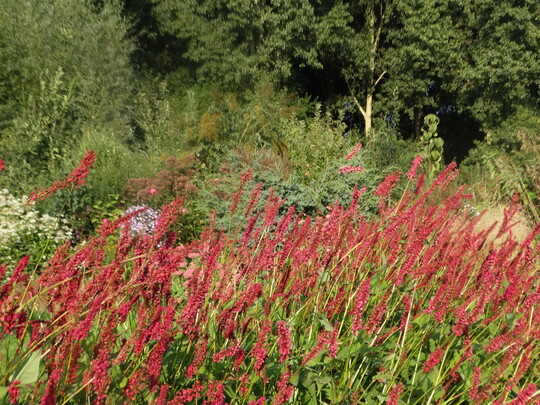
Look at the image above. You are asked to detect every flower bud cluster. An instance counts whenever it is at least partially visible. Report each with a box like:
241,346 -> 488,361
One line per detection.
123,205 -> 160,237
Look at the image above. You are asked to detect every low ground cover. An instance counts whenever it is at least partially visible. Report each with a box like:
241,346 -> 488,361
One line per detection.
0,153 -> 539,404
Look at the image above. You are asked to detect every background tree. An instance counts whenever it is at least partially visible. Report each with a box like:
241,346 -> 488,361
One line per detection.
0,0 -> 136,190
456,0 -> 539,130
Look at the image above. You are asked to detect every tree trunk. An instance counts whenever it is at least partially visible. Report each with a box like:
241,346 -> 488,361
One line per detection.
347,3 -> 387,142
364,91 -> 373,138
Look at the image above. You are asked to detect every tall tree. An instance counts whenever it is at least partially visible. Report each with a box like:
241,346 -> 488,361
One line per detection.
457,0 -> 539,129
342,0 -> 393,140
151,0 -> 323,89
379,0 -> 468,137
0,0 -> 135,183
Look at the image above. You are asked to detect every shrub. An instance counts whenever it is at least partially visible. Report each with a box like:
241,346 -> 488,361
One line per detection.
1,152 -> 539,403
461,108 -> 540,222
125,153 -> 203,243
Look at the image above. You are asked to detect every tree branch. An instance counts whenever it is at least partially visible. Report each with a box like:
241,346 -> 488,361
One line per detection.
345,77 -> 367,119
374,71 -> 387,88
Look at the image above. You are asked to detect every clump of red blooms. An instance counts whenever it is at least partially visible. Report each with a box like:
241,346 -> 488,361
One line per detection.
1,151 -> 539,403
125,154 -> 199,203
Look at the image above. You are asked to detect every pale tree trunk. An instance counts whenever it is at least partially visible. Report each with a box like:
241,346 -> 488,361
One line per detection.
346,2 -> 387,143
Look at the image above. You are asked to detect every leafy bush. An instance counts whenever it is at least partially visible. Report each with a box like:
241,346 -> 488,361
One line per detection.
461,108 -> 540,221
33,131 -> 154,237
1,154 -> 539,403
281,105 -> 349,184
178,82 -> 306,166
133,80 -> 188,155
125,153 -> 203,243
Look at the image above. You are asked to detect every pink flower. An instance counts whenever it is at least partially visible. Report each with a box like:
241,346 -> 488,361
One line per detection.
252,320 -> 272,372
406,155 -> 423,181
508,383 -> 537,405
273,369 -> 294,405
29,150 -> 97,201
351,278 -> 371,334
470,367 -> 481,402
374,171 -> 401,198
387,383 -> 404,405
345,142 -> 362,160
277,321 -> 291,363
339,165 -> 365,174
149,188 -> 158,195
0,159 -> 4,172
7,380 -> 20,404
423,346 -> 444,372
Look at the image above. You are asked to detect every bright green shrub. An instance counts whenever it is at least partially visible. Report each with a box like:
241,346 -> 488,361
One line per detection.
133,81 -> 188,155
281,105 -> 349,184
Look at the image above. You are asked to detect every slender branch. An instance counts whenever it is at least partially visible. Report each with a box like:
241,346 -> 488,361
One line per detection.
345,77 -> 367,119
374,71 -> 387,88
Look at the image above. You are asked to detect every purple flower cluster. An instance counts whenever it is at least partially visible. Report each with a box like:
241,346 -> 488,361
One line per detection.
124,205 -> 160,236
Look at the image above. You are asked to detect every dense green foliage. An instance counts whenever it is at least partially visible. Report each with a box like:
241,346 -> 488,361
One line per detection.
0,0 -> 537,207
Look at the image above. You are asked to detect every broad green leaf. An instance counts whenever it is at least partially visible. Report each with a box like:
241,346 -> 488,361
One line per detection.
12,351 -> 41,385
319,316 -> 334,332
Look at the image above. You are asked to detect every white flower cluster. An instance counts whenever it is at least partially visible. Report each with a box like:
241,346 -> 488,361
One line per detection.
0,189 -> 72,258
124,205 -> 160,237
461,202 -> 480,218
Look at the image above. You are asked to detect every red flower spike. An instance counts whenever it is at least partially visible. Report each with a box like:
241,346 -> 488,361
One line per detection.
387,383 -> 404,405
345,142 -> 362,160
272,369 -> 294,405
507,383 -> 537,405
423,346 -> 444,372
339,165 -> 364,174
7,380 -> 20,404
29,150 -> 97,201
277,321 -> 291,363
406,155 -> 423,181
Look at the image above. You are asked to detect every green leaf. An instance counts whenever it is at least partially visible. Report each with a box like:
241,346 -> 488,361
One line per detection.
313,376 -> 332,386
412,313 -> 431,327
12,350 -> 41,385
336,342 -> 369,361
290,370 -> 301,387
306,351 -> 326,368
319,316 -> 334,332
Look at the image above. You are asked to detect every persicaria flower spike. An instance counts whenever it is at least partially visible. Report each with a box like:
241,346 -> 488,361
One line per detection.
7,380 -> 20,404
277,321 -> 291,363
0,159 -> 4,172
387,383 -> 404,405
339,165 -> 364,174
345,142 -> 362,160
407,155 -> 423,181
29,150 -> 97,201
423,346 -> 444,372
